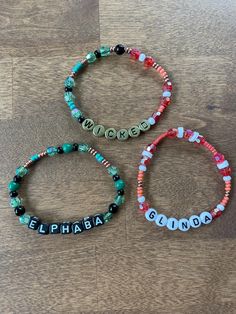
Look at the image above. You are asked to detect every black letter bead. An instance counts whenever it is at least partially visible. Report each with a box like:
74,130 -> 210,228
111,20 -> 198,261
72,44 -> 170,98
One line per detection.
73,143 -> 78,151
94,50 -> 101,58
78,116 -> 85,123
49,223 -> 61,234
38,223 -> 49,235
108,203 -> 119,214
82,217 -> 94,230
93,214 -> 104,227
117,189 -> 124,196
28,216 -> 41,230
14,206 -> 25,216
114,44 -> 125,55
113,174 -> 120,181
13,175 -> 22,183
60,222 -> 72,234
9,191 -> 18,198
57,146 -> 64,154
72,221 -> 84,234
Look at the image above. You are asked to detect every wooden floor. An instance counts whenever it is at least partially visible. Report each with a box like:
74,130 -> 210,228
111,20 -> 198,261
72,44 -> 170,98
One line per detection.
0,0 -> 235,313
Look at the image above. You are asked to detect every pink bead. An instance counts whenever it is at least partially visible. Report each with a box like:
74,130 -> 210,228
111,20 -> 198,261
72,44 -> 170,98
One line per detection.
160,97 -> 171,107
130,48 -> 140,60
184,129 -> 193,138
163,81 -> 172,91
213,153 -> 225,164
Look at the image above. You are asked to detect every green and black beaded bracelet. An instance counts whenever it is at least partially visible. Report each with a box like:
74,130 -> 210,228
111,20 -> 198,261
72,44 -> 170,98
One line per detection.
64,44 -> 172,141
8,143 -> 125,235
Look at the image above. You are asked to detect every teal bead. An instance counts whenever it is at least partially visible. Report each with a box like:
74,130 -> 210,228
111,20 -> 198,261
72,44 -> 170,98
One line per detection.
19,214 -> 31,225
86,52 -> 96,63
64,92 -> 75,103
30,154 -> 40,162
16,166 -> 28,177
46,146 -> 57,156
78,143 -> 90,153
72,62 -> 84,73
10,197 -> 22,208
114,195 -> 125,206
100,46 -> 110,57
64,76 -> 75,88
62,143 -> 73,153
114,179 -> 125,190
108,166 -> 119,176
95,153 -> 104,163
8,181 -> 20,192
103,212 -> 113,223
71,108 -> 82,119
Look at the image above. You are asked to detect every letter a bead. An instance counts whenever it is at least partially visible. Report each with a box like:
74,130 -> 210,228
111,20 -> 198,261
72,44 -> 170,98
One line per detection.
200,212 -> 212,225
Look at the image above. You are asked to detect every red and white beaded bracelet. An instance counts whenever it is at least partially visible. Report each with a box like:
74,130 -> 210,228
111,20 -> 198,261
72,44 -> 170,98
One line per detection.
137,127 -> 232,232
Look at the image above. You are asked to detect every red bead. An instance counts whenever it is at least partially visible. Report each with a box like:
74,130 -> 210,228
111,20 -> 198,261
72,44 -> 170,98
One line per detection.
152,112 -> 161,122
139,201 -> 149,213
130,48 -> 140,60
219,167 -> 232,176
198,136 -> 206,145
146,144 -> 156,153
184,129 -> 193,138
160,97 -> 171,107
167,129 -> 177,138
213,153 -> 225,164
144,56 -> 154,67
163,81 -> 172,91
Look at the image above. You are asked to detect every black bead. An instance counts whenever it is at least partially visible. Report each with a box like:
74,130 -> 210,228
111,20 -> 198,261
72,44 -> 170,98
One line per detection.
94,50 -> 101,58
14,206 -> 25,216
113,174 -> 120,181
13,175 -> 22,183
73,143 -> 78,151
108,203 -> 119,214
57,146 -> 64,154
93,214 -> 105,227
9,191 -> 18,198
78,116 -> 85,123
65,87 -> 73,92
72,221 -> 84,234
38,223 -> 49,235
114,44 -> 125,55
60,222 -> 72,234
117,189 -> 124,196
28,216 -> 41,230
49,223 -> 61,234
82,217 -> 94,231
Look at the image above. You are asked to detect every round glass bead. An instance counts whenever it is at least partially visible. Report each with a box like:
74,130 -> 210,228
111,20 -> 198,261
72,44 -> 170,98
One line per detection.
114,195 -> 125,206
8,181 -> 20,192
71,108 -> 82,119
130,48 -> 140,60
16,166 -> 28,177
64,92 -> 75,103
19,214 -> 31,225
62,143 -> 73,154
10,197 -> 22,208
64,76 -> 75,88
100,46 -> 110,57
114,179 -> 125,190
86,52 -> 96,63
108,166 -> 119,176
78,143 -> 90,152
144,56 -> 154,67
46,146 -> 57,156
103,212 -> 113,223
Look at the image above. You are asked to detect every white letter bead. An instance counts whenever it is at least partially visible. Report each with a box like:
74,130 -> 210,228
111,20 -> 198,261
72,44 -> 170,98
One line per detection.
145,208 -> 158,221
188,132 -> 199,142
155,214 -> 168,227
216,204 -> 225,211
189,215 -> 201,228
200,212 -> 212,224
178,218 -> 190,231
217,160 -> 229,170
166,217 -> 179,230
177,127 -> 184,138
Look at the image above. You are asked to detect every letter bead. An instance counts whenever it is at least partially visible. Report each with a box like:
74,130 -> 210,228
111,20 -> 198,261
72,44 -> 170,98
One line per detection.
155,214 -> 168,227
28,216 -> 41,230
49,223 -> 61,234
189,215 -> 201,228
166,217 -> 179,230
105,128 -> 117,139
60,222 -> 72,234
93,214 -> 105,227
72,221 -> 84,234
178,218 -> 190,232
82,118 -> 95,131
83,217 -> 94,230
145,208 -> 158,221
38,223 -> 49,235
200,212 -> 212,225
128,126 -> 140,138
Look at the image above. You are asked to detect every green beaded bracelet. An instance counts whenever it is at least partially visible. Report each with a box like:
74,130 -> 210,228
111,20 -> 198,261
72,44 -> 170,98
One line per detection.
64,44 -> 172,141
8,143 -> 125,235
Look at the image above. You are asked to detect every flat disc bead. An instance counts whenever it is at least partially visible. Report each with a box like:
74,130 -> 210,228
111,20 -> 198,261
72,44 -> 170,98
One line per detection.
117,129 -> 129,141
105,128 -> 117,139
145,208 -> 158,221
82,119 -> 95,131
189,215 -> 201,228
178,218 -> 190,231
93,125 -> 105,137
155,214 -> 168,227
139,120 -> 151,132
166,218 -> 179,230
128,126 -> 140,138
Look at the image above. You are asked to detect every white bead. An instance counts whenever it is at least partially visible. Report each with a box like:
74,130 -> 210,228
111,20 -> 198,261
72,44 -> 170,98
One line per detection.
166,217 -> 179,230
142,150 -> 152,158
217,160 -> 229,169
145,208 -> 158,221
188,132 -> 199,142
148,117 -> 156,125
177,127 -> 184,138
163,91 -> 171,97
139,165 -> 147,171
189,215 -> 201,228
200,211 -> 212,224
223,176 -> 231,181
178,218 -> 190,232
138,196 -> 145,203
216,204 -> 225,211
155,214 -> 168,227
139,53 -> 146,62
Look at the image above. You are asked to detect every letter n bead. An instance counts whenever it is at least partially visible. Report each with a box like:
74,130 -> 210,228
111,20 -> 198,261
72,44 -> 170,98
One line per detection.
145,208 -> 157,221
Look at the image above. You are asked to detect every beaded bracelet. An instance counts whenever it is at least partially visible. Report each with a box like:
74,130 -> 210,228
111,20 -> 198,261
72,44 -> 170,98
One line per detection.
137,127 -> 232,232
64,44 -> 172,141
8,143 -> 125,235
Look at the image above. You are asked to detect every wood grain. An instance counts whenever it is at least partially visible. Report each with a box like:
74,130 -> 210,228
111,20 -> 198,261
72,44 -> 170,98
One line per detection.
0,0 -> 235,313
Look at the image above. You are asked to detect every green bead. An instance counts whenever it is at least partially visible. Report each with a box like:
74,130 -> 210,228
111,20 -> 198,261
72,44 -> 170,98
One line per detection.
72,62 -> 84,73
10,197 -> 22,208
100,46 -> 110,57
114,179 -> 125,190
117,129 -> 129,141
19,214 -> 31,225
62,143 -> 73,153
95,153 -> 104,163
71,108 -> 82,119
16,166 -> 29,177
64,76 -> 75,88
8,181 -> 20,192
30,154 -> 40,162
114,195 -> 125,206
105,128 -> 117,140
78,143 -> 90,153
103,212 -> 113,223
86,52 -> 96,63
139,119 -> 151,132
128,125 -> 140,138
82,118 -> 95,131
108,166 -> 119,176
46,146 -> 57,156
93,124 -> 105,137
64,92 -> 75,103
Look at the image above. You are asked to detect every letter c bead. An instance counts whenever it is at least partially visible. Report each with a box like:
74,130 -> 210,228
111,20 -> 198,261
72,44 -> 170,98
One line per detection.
145,208 -> 157,221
